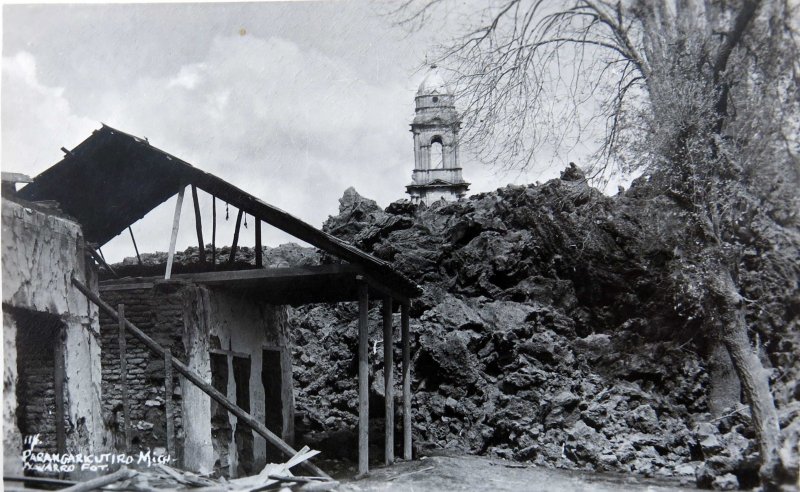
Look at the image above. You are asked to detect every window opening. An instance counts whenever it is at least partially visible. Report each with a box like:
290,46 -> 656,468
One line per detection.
210,353 -> 231,474
262,348 -> 283,462
431,136 -> 444,169
232,355 -> 253,476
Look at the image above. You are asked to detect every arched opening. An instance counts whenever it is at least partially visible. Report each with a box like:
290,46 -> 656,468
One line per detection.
430,136 -> 444,169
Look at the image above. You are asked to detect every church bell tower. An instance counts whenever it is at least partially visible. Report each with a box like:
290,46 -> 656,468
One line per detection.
406,65 -> 470,205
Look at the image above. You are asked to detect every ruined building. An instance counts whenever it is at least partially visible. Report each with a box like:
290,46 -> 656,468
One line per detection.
3,125 -> 420,480
2,182 -> 109,475
406,65 -> 470,205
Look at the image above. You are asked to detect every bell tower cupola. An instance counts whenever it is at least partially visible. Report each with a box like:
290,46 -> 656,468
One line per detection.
406,65 -> 470,205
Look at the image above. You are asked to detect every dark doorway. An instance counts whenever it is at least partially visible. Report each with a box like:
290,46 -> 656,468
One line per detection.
262,348 -> 283,462
11,307 -> 66,459
232,355 -> 253,476
210,352 -> 231,474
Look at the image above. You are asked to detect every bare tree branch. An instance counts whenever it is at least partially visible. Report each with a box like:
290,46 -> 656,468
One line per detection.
389,1 -> 800,486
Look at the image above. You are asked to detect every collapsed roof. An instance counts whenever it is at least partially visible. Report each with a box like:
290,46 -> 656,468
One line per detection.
19,124 -> 420,302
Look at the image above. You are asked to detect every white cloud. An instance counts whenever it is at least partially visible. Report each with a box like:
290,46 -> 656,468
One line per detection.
1,52 -> 97,177
98,34 -> 414,221
3,35 -> 418,262
167,64 -> 206,90
2,33 -> 568,264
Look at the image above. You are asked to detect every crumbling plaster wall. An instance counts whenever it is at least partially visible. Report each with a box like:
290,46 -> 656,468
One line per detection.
182,284 -> 293,475
100,281 -> 293,477
3,313 -> 21,474
203,287 -> 294,474
2,198 -> 109,474
180,284 -> 214,473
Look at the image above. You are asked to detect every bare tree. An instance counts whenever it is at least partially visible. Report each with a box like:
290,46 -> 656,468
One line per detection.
391,0 -> 800,488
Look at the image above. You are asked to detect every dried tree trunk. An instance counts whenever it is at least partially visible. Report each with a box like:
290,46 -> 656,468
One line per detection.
715,269 -> 784,489
707,340 -> 741,418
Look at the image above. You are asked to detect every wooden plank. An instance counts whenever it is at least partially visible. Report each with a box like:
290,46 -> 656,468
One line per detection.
164,348 -> 174,459
119,304 -> 131,452
4,475 -> 77,487
101,265 -> 409,305
54,324 -> 66,457
0,172 -> 32,183
209,348 -> 251,359
358,279 -> 369,476
212,197 -> 217,266
191,185 -> 205,265
188,172 -> 420,298
401,303 -> 412,460
85,244 -> 119,278
128,227 -> 142,265
60,467 -> 136,492
71,277 -> 330,479
383,296 -> 394,465
99,282 -> 155,292
161,264 -> 360,283
229,209 -> 244,264
255,219 -> 263,268
101,263 -> 361,287
105,265 -> 363,305
165,187 -> 185,280
351,266 -> 412,306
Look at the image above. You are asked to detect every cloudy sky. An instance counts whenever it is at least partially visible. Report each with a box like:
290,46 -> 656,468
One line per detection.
2,1 -> 583,262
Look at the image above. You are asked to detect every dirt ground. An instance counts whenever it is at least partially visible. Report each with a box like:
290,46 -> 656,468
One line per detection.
333,455 -> 695,492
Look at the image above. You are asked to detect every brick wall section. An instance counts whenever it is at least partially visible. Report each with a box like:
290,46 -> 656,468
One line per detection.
16,348 -> 57,454
13,309 -> 67,457
99,285 -> 186,460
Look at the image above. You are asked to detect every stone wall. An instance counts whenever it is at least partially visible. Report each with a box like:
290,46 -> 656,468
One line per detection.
2,197 -> 109,476
13,310 -> 63,455
98,285 -> 187,461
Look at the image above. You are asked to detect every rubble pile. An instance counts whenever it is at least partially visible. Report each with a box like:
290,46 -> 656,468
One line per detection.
289,167 -> 799,489
116,166 -> 798,489
114,242 -> 320,277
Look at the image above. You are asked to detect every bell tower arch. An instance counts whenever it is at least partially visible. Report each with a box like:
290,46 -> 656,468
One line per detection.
406,65 -> 470,205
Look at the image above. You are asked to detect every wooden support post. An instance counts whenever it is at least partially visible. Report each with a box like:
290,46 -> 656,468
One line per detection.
164,348 -> 174,459
255,219 -> 263,268
54,325 -> 66,457
128,227 -> 142,265
358,279 -> 370,476
229,209 -> 244,264
211,197 -> 217,267
165,187 -> 185,280
86,244 -> 119,278
71,277 -> 330,479
383,297 -> 394,465
402,302 -> 412,460
191,185 -> 205,265
119,304 -> 131,452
